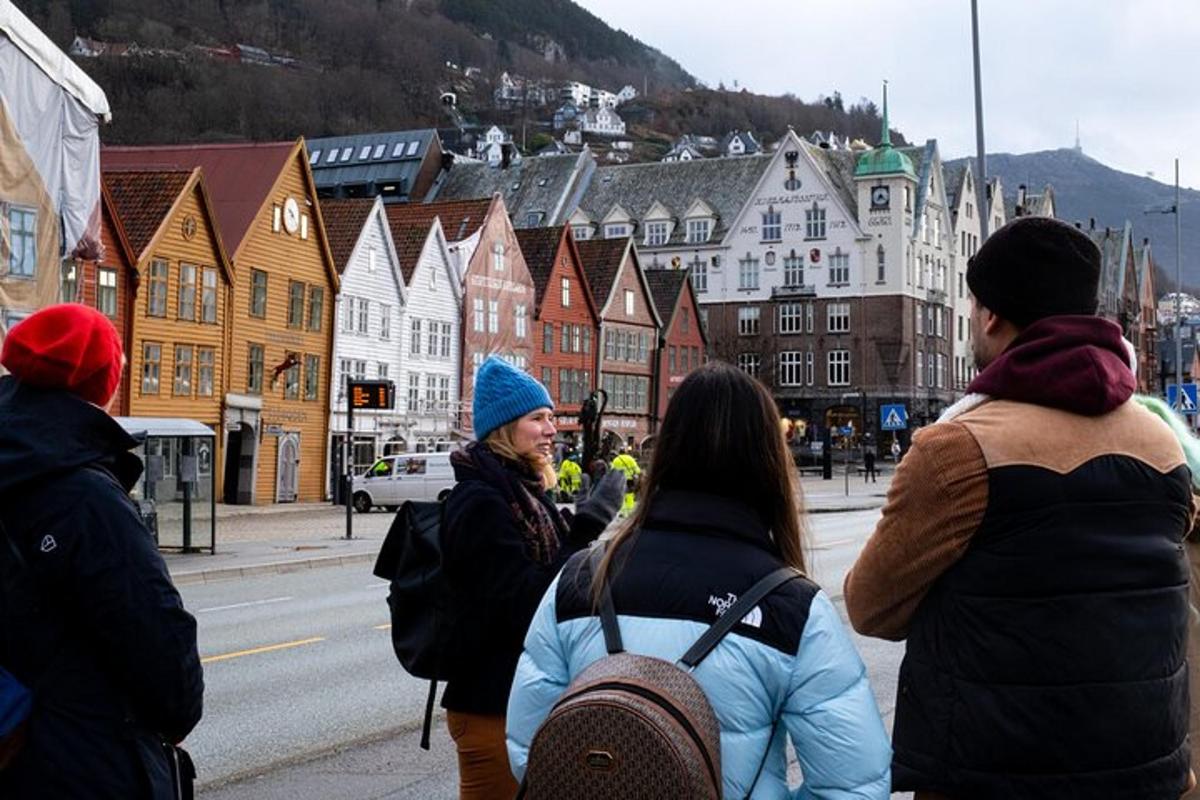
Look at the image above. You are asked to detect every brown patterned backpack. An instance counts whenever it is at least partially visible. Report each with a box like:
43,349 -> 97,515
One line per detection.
516,561 -> 799,800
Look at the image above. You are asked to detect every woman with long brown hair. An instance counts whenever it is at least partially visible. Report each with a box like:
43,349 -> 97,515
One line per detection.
440,357 -> 624,800
506,362 -> 890,798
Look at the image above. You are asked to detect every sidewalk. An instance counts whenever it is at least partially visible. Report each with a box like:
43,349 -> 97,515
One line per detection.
166,472 -> 891,586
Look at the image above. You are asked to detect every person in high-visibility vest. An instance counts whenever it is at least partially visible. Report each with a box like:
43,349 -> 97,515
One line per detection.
611,449 -> 642,516
557,454 -> 582,501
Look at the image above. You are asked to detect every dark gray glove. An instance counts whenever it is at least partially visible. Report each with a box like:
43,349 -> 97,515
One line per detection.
575,469 -> 626,528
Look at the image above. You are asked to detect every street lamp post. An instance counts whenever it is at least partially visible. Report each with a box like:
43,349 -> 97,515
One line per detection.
1145,158 -> 1183,410
971,0 -> 989,240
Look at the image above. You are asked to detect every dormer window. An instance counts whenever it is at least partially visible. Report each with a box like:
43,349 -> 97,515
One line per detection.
605,223 -> 630,238
686,219 -> 711,244
571,224 -> 592,241
645,221 -> 670,247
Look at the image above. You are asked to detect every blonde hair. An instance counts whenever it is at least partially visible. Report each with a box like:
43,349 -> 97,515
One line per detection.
486,420 -> 558,491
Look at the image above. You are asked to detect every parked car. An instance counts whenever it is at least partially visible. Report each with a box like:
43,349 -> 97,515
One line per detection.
351,452 -> 456,512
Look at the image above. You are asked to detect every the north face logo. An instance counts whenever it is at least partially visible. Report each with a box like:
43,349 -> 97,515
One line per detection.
708,592 -> 763,628
39,535 -> 57,553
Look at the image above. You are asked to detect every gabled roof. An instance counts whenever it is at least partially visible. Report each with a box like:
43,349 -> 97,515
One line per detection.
101,169 -> 192,260
429,152 -> 594,229
387,197 -> 493,243
102,141 -> 298,258
577,155 -> 770,246
514,226 -> 599,320
575,237 -> 631,310
319,198 -> 376,274
798,142 -> 860,222
645,268 -> 688,330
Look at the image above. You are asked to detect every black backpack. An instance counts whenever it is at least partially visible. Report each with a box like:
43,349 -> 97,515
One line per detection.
0,516 -> 32,772
372,500 -> 456,750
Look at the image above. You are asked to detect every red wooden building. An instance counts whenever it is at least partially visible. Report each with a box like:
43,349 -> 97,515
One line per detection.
646,267 -> 708,421
516,225 -> 601,436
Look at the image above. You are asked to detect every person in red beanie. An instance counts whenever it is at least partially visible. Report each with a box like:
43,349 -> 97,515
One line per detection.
0,304 -> 204,799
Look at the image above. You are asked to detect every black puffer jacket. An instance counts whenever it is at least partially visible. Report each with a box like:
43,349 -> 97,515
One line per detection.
0,378 -> 204,799
440,444 -> 602,715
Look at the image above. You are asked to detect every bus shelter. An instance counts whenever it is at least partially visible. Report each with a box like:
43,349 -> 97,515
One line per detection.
114,417 -> 216,554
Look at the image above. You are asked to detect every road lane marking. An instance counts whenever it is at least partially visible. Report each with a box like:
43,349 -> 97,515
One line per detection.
373,624 -> 392,630
812,537 -> 857,551
196,596 -> 294,614
202,637 -> 325,664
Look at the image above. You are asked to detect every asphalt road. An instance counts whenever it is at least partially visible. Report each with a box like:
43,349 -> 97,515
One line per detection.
193,508 -> 906,799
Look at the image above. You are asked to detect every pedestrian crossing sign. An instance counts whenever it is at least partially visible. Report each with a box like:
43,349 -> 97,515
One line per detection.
880,404 -> 908,431
1166,383 -> 1198,413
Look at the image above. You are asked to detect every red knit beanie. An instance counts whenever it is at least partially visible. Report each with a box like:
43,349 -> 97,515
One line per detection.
1,304 -> 124,407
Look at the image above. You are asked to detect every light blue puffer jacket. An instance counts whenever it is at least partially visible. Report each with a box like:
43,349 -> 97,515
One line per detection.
506,492 -> 891,799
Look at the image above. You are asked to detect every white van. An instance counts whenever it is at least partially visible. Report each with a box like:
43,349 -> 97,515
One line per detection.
351,452 -> 456,512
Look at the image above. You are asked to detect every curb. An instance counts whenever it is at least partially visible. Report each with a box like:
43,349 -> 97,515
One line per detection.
170,550 -> 379,586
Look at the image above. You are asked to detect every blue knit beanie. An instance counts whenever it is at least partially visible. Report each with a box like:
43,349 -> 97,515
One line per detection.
472,356 -> 553,441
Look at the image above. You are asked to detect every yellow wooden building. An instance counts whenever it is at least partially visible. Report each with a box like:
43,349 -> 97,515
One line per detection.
104,140 -> 339,504
102,167 -> 233,503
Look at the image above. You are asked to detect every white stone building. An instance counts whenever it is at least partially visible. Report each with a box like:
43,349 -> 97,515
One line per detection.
580,107 -> 626,136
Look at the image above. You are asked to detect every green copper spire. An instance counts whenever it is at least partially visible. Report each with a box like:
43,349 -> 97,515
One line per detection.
854,80 -> 915,180
880,80 -> 891,147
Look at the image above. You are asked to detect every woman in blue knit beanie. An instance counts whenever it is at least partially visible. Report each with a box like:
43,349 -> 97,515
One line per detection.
440,357 -> 625,799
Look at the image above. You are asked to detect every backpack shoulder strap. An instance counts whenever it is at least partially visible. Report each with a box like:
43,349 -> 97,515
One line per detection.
591,545 -> 623,655
677,567 -> 800,672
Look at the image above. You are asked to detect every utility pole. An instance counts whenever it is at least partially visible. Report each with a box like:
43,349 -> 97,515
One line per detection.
971,0 -> 989,239
1175,157 -> 1183,412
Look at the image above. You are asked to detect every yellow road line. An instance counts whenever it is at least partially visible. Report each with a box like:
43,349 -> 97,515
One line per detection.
373,624 -> 392,630
202,637 -> 326,664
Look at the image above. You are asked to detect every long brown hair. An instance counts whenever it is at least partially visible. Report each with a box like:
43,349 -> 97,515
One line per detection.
486,418 -> 558,491
592,362 -> 808,603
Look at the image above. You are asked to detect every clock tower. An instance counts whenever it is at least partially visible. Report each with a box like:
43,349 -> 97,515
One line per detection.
854,82 -> 917,290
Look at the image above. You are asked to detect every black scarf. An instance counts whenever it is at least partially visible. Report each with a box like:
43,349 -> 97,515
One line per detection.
451,443 -> 567,565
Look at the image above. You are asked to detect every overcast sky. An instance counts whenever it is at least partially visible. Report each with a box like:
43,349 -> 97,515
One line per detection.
574,0 -> 1200,188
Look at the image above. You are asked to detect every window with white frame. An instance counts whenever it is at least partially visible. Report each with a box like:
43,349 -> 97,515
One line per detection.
645,221 -> 669,246
377,362 -> 389,379
783,251 -> 803,287
761,208 -> 782,242
778,303 -> 803,334
379,305 -> 391,340
876,245 -> 886,282
624,289 -> 635,316
97,269 -> 117,317
916,351 -> 924,387
805,351 -> 815,385
805,302 -> 814,333
778,351 -> 803,386
354,360 -> 367,380
411,318 -> 422,356
604,223 -> 630,238
561,277 -> 570,307
686,219 -> 710,244
738,254 -> 759,290
408,373 -> 421,413
473,298 -> 484,332
492,242 -> 505,272
515,304 -> 527,339
737,306 -> 760,336
827,302 -> 850,333
356,297 -> 369,334
827,350 -> 850,386
828,250 -> 849,286
427,320 -> 438,356
488,300 -> 499,333
425,373 -> 438,410
341,296 -> 354,332
737,353 -> 760,376
916,303 -> 924,337
689,257 -> 707,292
937,353 -> 946,388
440,322 -> 452,357
438,375 -> 450,410
927,351 -> 936,387
805,203 -> 827,240
571,224 -> 592,241
8,207 -> 36,277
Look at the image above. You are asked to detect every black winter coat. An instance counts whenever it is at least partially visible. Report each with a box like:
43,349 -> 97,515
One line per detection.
440,446 -> 601,715
0,378 -> 204,799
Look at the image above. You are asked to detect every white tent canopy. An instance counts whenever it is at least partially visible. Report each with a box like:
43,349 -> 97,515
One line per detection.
0,1 -> 109,120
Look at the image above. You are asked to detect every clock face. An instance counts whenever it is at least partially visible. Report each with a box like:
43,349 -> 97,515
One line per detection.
871,186 -> 890,209
283,197 -> 300,234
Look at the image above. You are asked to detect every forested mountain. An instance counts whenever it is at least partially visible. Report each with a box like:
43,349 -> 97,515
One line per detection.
16,0 -> 894,151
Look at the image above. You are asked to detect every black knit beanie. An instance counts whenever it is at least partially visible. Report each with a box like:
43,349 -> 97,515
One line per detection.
966,217 -> 1101,327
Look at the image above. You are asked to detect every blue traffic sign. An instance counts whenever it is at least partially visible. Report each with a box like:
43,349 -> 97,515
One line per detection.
880,403 -> 908,431
1166,383 -> 1198,413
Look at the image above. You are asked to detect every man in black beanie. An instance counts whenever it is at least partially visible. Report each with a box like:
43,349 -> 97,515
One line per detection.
846,216 -> 1195,799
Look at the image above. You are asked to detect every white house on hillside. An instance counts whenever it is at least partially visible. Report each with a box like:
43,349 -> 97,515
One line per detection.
581,107 -> 626,136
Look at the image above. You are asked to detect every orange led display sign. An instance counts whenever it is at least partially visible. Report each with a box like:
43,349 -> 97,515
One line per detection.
348,379 -> 395,410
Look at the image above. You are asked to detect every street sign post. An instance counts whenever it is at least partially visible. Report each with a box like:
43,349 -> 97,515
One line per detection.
1166,383 -> 1198,413
880,404 -> 908,431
